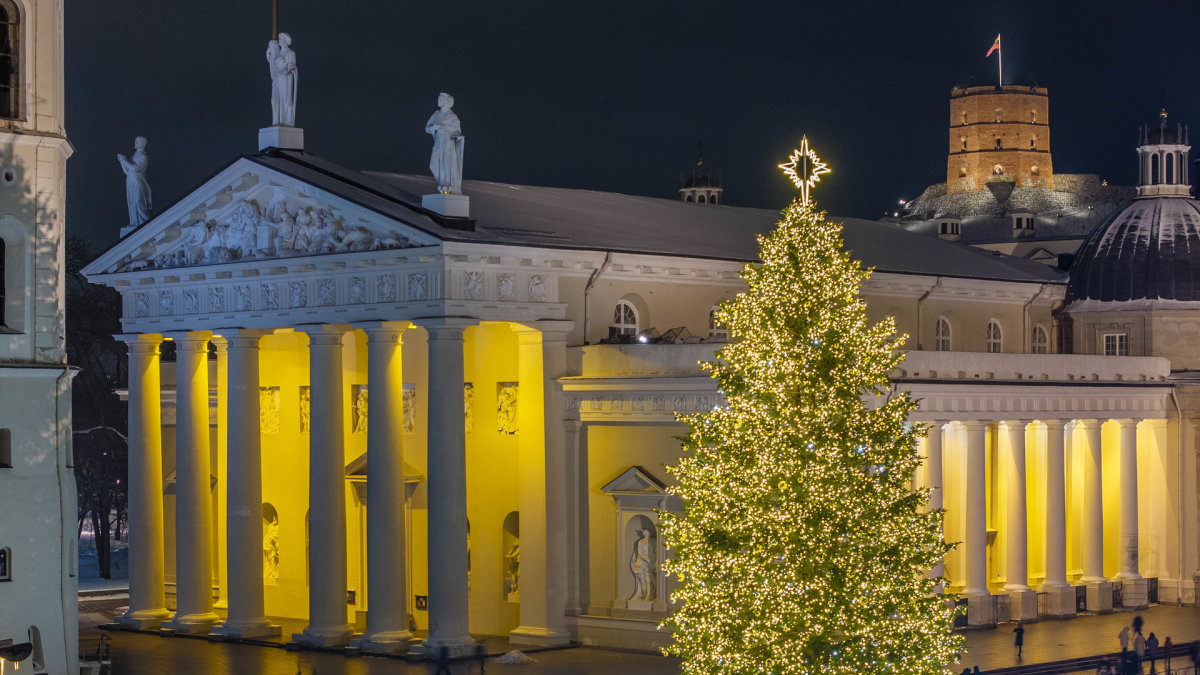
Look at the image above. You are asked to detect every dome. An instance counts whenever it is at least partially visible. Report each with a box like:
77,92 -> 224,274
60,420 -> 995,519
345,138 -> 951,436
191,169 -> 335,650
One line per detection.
1065,197 -> 1200,307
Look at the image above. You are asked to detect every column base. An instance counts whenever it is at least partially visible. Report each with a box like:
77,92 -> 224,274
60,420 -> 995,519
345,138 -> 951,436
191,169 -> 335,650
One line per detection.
414,635 -> 478,659
163,612 -> 220,634
350,630 -> 414,655
291,624 -> 354,648
509,625 -> 571,647
1117,577 -> 1148,609
962,591 -> 995,628
1085,580 -> 1114,613
1038,584 -> 1076,618
211,618 -> 281,639
116,608 -> 171,630
1004,589 -> 1038,622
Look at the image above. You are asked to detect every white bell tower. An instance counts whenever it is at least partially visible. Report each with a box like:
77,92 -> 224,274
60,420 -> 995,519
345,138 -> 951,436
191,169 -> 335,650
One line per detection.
0,1 -> 77,673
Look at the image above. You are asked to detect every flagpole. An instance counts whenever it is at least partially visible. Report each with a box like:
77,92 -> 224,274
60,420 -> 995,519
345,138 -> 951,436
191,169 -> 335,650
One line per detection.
998,34 -> 1003,86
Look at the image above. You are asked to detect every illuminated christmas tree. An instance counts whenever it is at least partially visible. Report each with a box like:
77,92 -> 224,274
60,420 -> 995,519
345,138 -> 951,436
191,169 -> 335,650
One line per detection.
661,142 -> 962,674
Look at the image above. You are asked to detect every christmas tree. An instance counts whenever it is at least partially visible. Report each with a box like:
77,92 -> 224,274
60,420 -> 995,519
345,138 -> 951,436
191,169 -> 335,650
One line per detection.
661,172 -> 962,673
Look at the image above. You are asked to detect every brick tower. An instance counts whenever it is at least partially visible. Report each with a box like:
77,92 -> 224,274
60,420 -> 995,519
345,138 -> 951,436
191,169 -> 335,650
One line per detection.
946,85 -> 1054,193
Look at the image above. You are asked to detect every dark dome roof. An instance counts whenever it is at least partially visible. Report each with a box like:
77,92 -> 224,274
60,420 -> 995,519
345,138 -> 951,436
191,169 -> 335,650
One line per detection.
1065,197 -> 1200,307
1147,124 -> 1186,145
680,170 -> 719,189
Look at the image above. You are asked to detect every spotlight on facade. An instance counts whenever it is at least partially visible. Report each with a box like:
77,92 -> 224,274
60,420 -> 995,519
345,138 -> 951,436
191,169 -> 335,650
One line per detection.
635,328 -> 660,344
0,639 -> 33,663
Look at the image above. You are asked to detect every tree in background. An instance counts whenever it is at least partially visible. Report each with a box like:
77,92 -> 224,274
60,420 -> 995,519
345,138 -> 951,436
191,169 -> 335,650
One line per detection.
66,234 -> 128,578
661,199 -> 961,674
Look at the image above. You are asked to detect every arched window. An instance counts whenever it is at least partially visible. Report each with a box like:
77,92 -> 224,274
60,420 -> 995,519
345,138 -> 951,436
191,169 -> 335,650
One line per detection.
609,300 -> 638,340
708,306 -> 728,342
1166,153 -> 1175,184
1030,110 -> 1036,123
1151,154 -> 1160,185
986,320 -> 1003,353
934,317 -> 951,351
0,0 -> 17,120
1032,325 -> 1048,354
960,111 -> 967,125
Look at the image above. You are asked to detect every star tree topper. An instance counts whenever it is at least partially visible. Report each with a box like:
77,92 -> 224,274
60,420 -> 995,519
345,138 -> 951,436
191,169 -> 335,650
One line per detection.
778,135 -> 830,205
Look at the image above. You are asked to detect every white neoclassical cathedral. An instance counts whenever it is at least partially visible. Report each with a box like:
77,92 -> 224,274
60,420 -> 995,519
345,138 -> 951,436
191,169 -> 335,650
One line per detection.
77,50 -> 1200,657
0,0 -> 78,672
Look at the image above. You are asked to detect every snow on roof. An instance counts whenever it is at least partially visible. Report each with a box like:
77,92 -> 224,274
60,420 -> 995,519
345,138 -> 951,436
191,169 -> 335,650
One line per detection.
257,151 -> 1063,284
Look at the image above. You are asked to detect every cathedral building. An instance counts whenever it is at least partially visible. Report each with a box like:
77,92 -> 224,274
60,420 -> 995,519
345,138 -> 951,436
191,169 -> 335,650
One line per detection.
0,0 -> 78,672
80,79 -> 1200,652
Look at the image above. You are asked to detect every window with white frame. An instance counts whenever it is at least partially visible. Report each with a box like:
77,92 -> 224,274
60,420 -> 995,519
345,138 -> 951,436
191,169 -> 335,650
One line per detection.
1031,325 -> 1048,354
934,317 -> 951,351
0,0 -> 17,120
609,300 -> 638,340
1103,333 -> 1128,356
708,306 -> 728,342
986,320 -> 1003,353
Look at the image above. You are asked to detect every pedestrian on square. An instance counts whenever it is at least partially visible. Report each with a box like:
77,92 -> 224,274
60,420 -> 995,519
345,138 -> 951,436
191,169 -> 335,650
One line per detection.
973,667 -> 981,674
1135,632 -> 1147,666
1163,636 -> 1172,673
1119,625 -> 1131,652
1132,614 -> 1144,636
1013,623 -> 1025,658
1146,633 -> 1159,673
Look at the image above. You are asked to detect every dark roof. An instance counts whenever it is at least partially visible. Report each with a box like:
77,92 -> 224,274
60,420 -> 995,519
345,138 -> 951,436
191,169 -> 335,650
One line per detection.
680,170 -> 719,189
1065,196 -> 1200,306
1146,123 -> 1188,145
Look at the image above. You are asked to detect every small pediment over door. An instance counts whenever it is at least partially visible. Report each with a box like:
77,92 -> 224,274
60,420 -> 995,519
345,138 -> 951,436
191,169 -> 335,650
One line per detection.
601,466 -> 673,511
84,157 -> 442,277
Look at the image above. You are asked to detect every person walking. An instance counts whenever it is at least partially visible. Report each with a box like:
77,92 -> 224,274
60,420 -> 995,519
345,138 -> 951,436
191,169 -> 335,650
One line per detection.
1132,614 -> 1144,636
1135,631 -> 1147,671
1119,625 -> 1131,652
1146,633 -> 1159,673
1013,623 -> 1025,659
1163,635 -> 1172,674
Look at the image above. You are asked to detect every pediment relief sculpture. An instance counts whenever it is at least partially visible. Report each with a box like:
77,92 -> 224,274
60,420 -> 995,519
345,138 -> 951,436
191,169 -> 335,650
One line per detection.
111,189 -> 419,272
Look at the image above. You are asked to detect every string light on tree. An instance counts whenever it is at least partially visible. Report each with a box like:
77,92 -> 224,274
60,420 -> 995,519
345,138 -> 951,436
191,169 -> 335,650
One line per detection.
778,135 -> 830,205
661,143 -> 961,674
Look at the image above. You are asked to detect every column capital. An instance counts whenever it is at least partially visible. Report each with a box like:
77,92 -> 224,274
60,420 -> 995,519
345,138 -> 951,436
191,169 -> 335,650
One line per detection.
117,333 -> 164,353
413,317 -> 477,341
1112,417 -> 1139,427
1073,418 -> 1103,430
958,420 -> 990,432
297,323 -> 350,346
222,329 -> 270,351
1041,419 -> 1067,431
355,320 -> 412,343
165,330 -> 213,351
1001,419 -> 1033,427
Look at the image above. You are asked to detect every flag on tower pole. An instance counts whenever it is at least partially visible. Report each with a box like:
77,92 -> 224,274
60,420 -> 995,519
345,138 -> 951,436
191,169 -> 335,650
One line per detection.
986,34 -> 1002,85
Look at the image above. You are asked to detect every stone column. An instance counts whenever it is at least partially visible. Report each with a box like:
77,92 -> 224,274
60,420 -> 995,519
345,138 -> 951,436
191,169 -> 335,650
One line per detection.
163,331 -> 219,633
1040,420 -> 1074,617
293,325 -> 354,647
356,322 -> 413,653
1078,419 -> 1112,612
961,421 -> 993,626
925,422 -> 945,587
1001,420 -> 1036,620
563,419 -> 589,616
1116,418 -> 1148,608
415,318 -> 477,656
213,330 -> 278,638
116,334 -> 171,629
510,322 -> 573,646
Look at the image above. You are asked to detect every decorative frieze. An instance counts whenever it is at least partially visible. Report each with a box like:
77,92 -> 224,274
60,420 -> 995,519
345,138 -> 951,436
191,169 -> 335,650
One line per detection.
377,274 -> 397,302
184,289 -> 200,315
289,280 -> 307,308
235,285 -> 252,312
209,287 -> 226,313
135,292 -> 151,317
348,276 -> 365,304
497,273 -> 514,301
408,272 -> 429,301
262,282 -> 280,310
529,275 -> 547,302
464,271 -> 483,300
318,278 -> 337,306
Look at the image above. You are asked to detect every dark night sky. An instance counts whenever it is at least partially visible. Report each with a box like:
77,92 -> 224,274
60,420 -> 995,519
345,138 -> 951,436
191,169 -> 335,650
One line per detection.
64,1 -> 1200,249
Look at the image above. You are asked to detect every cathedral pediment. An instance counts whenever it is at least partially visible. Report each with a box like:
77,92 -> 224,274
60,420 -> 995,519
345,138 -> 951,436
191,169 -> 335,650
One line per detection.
601,466 -> 668,495
86,157 -> 441,276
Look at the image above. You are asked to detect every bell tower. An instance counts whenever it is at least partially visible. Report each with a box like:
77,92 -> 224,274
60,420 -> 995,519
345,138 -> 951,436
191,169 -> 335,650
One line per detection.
946,85 -> 1053,194
1136,109 -> 1190,198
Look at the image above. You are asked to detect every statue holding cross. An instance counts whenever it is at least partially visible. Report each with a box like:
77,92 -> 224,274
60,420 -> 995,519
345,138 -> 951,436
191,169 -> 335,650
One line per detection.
266,32 -> 298,126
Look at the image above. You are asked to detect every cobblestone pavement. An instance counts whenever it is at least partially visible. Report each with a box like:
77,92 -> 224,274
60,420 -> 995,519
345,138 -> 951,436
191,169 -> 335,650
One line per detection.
79,595 -> 1200,674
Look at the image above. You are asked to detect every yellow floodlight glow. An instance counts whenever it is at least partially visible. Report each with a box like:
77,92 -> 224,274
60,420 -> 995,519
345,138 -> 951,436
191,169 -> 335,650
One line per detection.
778,135 -> 830,206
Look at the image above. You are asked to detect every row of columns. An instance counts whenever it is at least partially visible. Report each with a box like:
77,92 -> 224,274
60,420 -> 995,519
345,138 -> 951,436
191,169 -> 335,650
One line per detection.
117,319 -> 572,655
923,418 -> 1146,625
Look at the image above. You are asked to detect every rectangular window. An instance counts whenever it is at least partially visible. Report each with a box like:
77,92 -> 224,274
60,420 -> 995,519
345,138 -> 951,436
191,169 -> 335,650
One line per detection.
0,428 -> 9,468
1103,333 -> 1128,356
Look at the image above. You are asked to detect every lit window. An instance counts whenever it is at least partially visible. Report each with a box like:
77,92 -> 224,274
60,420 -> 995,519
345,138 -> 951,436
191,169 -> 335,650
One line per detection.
961,137 -> 967,151
1104,333 -> 1128,356
934,317 -> 951,351
993,164 -> 1004,175
994,109 -> 1002,122
1032,325 -> 1048,354
961,111 -> 967,125
708,306 -> 728,342
1030,110 -> 1036,123
0,0 -> 16,120
986,320 -> 1002,353
609,300 -> 638,340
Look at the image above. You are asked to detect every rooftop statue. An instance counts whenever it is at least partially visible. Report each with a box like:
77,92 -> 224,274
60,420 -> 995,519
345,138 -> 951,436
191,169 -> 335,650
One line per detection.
117,136 -> 152,228
426,92 -> 464,194
267,33 -> 298,126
